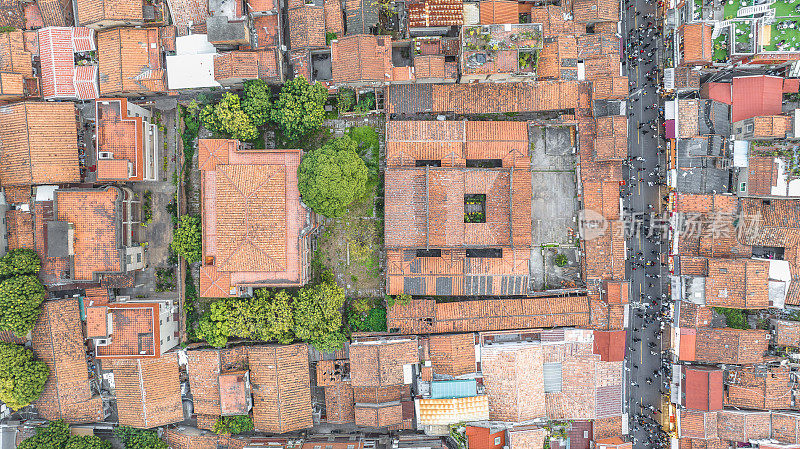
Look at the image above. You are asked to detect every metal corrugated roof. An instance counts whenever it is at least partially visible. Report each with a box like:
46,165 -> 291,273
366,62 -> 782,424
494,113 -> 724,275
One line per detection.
430,379 -> 477,399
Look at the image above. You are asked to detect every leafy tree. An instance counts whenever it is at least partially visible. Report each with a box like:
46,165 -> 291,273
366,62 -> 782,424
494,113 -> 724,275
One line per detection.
0,342 -> 48,410
171,215 -> 202,263
64,436 -> 113,449
298,136 -> 368,218
241,79 -> 272,127
114,426 -> 168,449
0,248 -> 41,278
0,275 -> 46,334
258,289 -> 295,343
293,281 -> 346,352
213,414 -> 254,434
18,420 -> 70,449
200,93 -> 259,141
271,76 -> 327,141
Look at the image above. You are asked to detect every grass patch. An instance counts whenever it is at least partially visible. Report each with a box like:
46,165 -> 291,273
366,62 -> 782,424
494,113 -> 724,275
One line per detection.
764,20 -> 800,51
772,0 -> 800,18
713,33 -> 729,62
724,0 -> 748,19
714,307 -> 750,329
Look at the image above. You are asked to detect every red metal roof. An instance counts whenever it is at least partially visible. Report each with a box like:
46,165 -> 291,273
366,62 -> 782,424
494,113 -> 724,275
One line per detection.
703,82 -> 731,104
679,327 -> 697,361
593,330 -> 626,362
38,27 -> 98,100
783,78 -> 800,93
683,367 -> 723,412
731,75 -> 784,122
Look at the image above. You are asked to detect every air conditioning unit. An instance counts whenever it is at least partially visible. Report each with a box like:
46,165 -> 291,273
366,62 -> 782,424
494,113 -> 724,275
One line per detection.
96,338 -> 110,346
98,151 -> 113,159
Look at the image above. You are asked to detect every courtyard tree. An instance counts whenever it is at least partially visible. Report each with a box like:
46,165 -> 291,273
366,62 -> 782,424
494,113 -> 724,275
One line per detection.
171,215 -> 202,263
64,437 -> 113,449
270,76 -> 327,141
298,136 -> 368,218
293,280 -> 347,352
17,420 -> 70,449
0,275 -> 46,335
213,414 -> 254,434
114,426 -> 168,449
0,342 -> 48,410
0,248 -> 41,277
199,93 -> 259,141
241,79 -> 272,127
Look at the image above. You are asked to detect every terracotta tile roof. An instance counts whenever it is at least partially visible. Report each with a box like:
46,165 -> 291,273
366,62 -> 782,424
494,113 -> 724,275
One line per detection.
200,141 -> 306,289
94,303 -> 160,358
248,0 -> 275,12
428,333 -> 475,376
481,344 -> 545,421
55,187 -> 123,281
545,354 -> 623,420
251,14 -> 280,49
408,0 -> 462,27
679,23 -> 712,64
507,428 -> 546,449
529,6 -> 581,35
592,330 -> 626,362
673,66 -> 702,90
750,115 -> 792,138
349,338 -> 418,387
680,410 -> 718,439
111,353 -> 183,428
37,0 -> 73,26
289,4 -> 325,49
413,55 -> 454,81
95,98 -> 144,181
772,319 -> 800,347
726,365 -> 793,410
572,0 -> 618,22
747,155 -> 779,196
354,403 -> 403,427
352,384 -> 410,403
0,330 -> 26,344
219,370 -> 251,416
703,258 -> 770,309
388,297 -> 591,333
678,302 -> 713,328
187,347 -> 249,417
692,328 -> 769,365
538,35 -> 578,80
97,27 -> 166,95
38,27 -> 98,100
5,210 -> 34,251
593,416 -> 623,440
682,366 -> 723,411
594,116 -> 627,161
0,101 -> 80,186
169,0 -> 209,35
163,428 -> 247,449
679,438 -> 729,449
344,0 -> 378,34
478,0 -> 517,24
592,76 -> 628,100
76,0 -> 144,26
418,396 -> 489,425
249,344 -> 313,433
199,264 -> 232,298
387,81 -> 581,115
739,197 -> 800,247
717,410 -> 772,442
325,381 -> 355,423
323,0 -> 344,34
332,34 -> 392,85
0,30 -> 34,100
214,50 -> 280,83
771,411 -> 800,445
32,299 -> 104,423
0,0 -> 24,28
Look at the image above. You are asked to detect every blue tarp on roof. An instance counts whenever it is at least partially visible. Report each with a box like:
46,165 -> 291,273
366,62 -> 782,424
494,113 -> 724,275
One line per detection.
430,379 -> 477,399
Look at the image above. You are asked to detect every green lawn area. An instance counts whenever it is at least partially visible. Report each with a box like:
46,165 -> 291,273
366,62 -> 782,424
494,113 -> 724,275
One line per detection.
771,0 -> 800,17
764,19 -> 800,50
732,21 -> 755,52
724,0 -> 748,19
713,33 -> 729,62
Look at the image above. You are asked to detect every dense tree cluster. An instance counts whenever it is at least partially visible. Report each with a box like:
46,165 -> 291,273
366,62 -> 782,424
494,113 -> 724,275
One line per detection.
0,342 -> 48,410
196,281 -> 346,352
18,420 -> 112,449
298,136 -> 368,218
170,215 -> 202,263
0,249 -> 45,335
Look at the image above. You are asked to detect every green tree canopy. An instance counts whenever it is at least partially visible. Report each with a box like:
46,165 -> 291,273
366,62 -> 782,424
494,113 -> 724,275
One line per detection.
298,136 -> 368,218
0,342 -> 49,410
213,414 -> 254,434
196,281 -> 346,352
0,275 -> 46,335
270,76 -> 327,141
18,420 -> 70,449
64,436 -> 113,449
0,248 -> 41,278
241,79 -> 272,127
171,215 -> 202,263
293,281 -> 346,352
114,426 -> 168,449
199,93 -> 259,141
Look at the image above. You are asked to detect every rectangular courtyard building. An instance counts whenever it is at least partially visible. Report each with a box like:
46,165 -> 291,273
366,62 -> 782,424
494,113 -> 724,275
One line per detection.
384,121 -> 532,296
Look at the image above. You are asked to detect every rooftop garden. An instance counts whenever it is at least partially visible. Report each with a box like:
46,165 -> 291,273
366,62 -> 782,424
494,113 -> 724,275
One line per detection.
733,21 -> 756,53
462,25 -> 543,52
713,30 -> 730,61
764,18 -> 800,51
771,0 -> 800,17
724,0 -> 749,20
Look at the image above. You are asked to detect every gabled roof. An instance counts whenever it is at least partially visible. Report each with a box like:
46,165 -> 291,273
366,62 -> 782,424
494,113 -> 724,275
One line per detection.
248,344 -> 313,433
703,258 -> 770,309
428,333 -> 475,376
95,98 -> 144,181
687,327 -> 769,365
349,338 -> 418,388
731,75 -> 785,122
97,27 -> 166,95
717,410 -> 772,442
682,366 -> 723,412
726,365 -> 793,410
572,0 -> 618,22
0,101 -> 80,186
0,30 -> 34,99
324,0 -> 344,34
594,116 -> 627,161
325,381 -> 355,424
38,27 -> 98,100
679,23 -> 712,64
772,319 -> 800,347
344,0 -> 378,34
214,49 -> 280,83
76,0 -> 144,26
408,0 -> 462,27
111,353 -> 183,428
32,299 -> 104,423
288,3 -> 325,49
478,0 -> 516,24
331,34 -> 392,85
187,346 -> 249,416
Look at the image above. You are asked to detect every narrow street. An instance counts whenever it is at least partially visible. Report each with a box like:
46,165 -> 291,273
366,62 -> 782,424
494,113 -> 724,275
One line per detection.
622,0 -> 669,446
